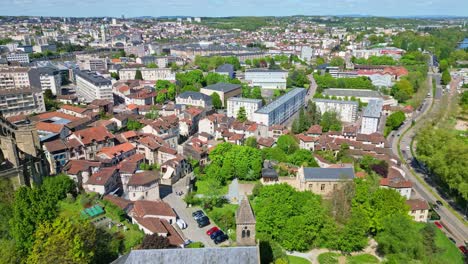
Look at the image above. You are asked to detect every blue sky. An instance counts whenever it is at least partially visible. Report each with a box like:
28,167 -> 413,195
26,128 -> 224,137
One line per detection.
3,0 -> 467,17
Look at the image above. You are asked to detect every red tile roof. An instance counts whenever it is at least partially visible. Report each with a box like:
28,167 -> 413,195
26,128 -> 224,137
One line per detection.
132,200 -> 176,218
86,167 -> 118,186
73,126 -> 115,145
406,199 -> 429,211
128,171 -> 160,186
36,122 -> 64,133
98,142 -> 135,159
63,160 -> 101,175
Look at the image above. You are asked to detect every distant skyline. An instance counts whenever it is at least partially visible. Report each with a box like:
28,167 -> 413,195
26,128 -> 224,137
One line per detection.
3,0 -> 468,18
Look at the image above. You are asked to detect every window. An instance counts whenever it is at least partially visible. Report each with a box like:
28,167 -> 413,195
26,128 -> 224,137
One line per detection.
308,184 -> 313,190
242,230 -> 246,238
246,230 -> 250,237
320,184 -> 325,191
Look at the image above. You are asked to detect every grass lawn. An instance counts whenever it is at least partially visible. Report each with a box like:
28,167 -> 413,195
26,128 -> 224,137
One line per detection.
433,228 -> 464,264
287,255 -> 311,264
318,253 -> 380,264
346,254 -> 379,264
58,194 -> 144,253
195,179 -> 229,195
204,203 -> 238,241
318,253 -> 340,264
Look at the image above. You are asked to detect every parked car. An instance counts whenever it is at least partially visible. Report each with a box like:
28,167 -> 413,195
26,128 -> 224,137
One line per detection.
434,221 -> 443,229
176,219 -> 187,229
183,240 -> 193,248
436,200 -> 443,206
206,226 -> 220,236
192,210 -> 205,221
458,245 -> 467,254
197,216 -> 210,228
214,233 -> 229,244
449,237 -> 457,244
210,230 -> 224,240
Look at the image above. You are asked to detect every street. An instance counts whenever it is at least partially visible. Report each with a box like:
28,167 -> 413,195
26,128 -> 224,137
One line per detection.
390,73 -> 468,245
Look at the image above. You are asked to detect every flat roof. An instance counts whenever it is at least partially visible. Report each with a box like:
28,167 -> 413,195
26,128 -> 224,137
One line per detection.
303,167 -> 355,181
312,98 -> 359,106
202,83 -> 241,93
76,70 -> 111,86
363,99 -> 383,118
256,88 -> 305,114
227,97 -> 262,103
323,88 -> 382,98
246,68 -> 287,73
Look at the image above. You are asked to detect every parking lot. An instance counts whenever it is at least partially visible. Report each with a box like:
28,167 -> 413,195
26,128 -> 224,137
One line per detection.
162,179 -> 229,247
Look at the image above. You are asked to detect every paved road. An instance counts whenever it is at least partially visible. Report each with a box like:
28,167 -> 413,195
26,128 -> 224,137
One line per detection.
390,73 -> 468,245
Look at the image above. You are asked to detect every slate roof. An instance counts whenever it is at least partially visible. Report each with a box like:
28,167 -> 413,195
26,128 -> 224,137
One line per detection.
112,247 -> 260,264
236,197 -> 256,224
215,63 -> 234,73
323,88 -> 382,98
128,171 -> 160,186
302,167 -> 355,181
177,91 -> 212,102
363,99 -> 383,118
203,83 -> 241,93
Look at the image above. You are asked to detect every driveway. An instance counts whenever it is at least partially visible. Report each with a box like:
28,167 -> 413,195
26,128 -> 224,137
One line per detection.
162,178 -> 229,247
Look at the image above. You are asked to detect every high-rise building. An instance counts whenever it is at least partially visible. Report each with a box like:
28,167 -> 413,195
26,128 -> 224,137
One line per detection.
101,24 -> 107,44
227,97 -> 262,121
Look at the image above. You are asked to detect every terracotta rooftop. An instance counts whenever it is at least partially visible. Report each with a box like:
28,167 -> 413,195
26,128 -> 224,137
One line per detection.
86,167 -> 118,186
406,199 -> 430,211
63,160 -> 101,175
132,200 -> 176,218
98,142 -> 135,159
73,126 -> 115,145
128,171 -> 160,186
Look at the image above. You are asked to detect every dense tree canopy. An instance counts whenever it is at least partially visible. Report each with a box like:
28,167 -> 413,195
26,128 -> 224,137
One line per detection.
313,73 -> 374,91
211,92 -> 222,109
320,111 -> 342,132
386,111 -> 406,131
252,184 -> 332,251
391,79 -> 414,102
27,217 -> 96,264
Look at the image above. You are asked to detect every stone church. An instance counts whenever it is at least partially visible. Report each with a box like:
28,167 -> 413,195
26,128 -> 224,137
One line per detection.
236,196 -> 256,246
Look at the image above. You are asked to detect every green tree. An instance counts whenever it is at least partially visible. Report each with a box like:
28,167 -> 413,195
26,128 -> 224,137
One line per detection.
244,137 -> 258,148
320,111 -> 342,132
441,69 -> 451,85
126,119 -> 144,130
251,87 -> 262,99
147,62 -> 158,68
134,69 -> 143,80
211,93 -> 223,109
392,79 -> 414,102
155,92 -> 166,104
237,107 -> 247,122
386,111 -> 406,130
329,57 -> 345,67
27,217 -> 96,264
276,135 -> 298,155
375,215 -> 424,262
140,234 -> 170,249
287,149 -> 318,167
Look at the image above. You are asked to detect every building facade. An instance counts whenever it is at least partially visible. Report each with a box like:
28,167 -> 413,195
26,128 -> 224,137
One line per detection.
361,99 -> 383,134
119,68 -> 175,81
75,70 -> 113,103
252,88 -> 306,126
244,69 -> 288,89
227,97 -> 262,121
313,99 -> 358,123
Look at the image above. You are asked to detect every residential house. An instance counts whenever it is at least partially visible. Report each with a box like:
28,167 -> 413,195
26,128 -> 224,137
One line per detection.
406,199 -> 430,223
296,167 -> 355,196
127,171 -> 161,201
84,167 -> 121,195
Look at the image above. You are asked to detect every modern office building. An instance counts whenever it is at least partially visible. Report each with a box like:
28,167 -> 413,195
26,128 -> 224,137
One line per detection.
6,52 -> 30,64
227,97 -> 263,121
313,99 -> 359,123
245,69 -> 288,89
200,83 -> 242,107
75,70 -> 113,103
252,88 -> 306,126
361,99 -> 383,134
119,68 -> 175,81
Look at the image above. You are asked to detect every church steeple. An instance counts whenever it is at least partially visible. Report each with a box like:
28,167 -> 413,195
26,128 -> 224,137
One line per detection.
236,196 -> 256,246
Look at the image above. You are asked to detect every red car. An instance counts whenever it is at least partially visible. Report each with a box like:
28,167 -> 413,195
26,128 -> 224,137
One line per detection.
434,221 -> 443,229
459,246 -> 467,254
206,226 -> 219,236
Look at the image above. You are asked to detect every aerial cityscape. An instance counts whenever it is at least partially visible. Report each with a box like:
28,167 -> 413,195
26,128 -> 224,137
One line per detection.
0,3 -> 467,264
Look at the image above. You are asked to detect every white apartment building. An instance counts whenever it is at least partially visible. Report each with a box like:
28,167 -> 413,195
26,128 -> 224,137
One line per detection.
227,97 -> 262,121
175,91 -> 213,109
0,88 -> 46,117
6,52 -> 30,64
244,69 -> 288,89
29,67 -> 62,95
75,70 -> 113,103
313,99 -> 358,123
76,54 -> 108,71
361,99 -> 383,134
0,67 -> 30,89
252,88 -> 306,126
119,68 -> 176,81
